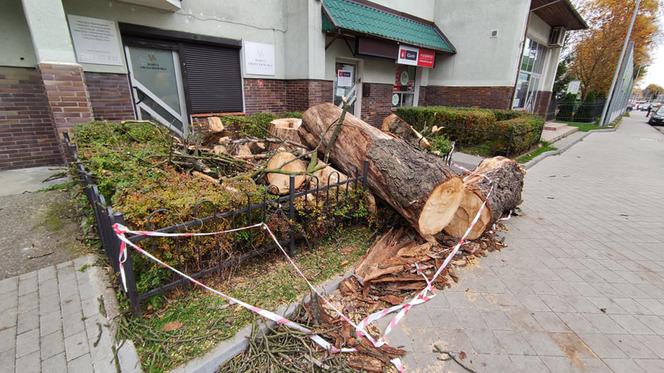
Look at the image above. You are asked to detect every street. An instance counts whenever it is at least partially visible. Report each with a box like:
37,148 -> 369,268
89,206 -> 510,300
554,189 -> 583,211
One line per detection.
384,111 -> 664,372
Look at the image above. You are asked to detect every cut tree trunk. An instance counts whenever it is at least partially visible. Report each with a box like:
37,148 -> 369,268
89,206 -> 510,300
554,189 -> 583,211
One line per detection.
298,103 -> 463,239
381,114 -> 430,150
265,151 -> 306,195
268,118 -> 302,144
443,156 -> 525,240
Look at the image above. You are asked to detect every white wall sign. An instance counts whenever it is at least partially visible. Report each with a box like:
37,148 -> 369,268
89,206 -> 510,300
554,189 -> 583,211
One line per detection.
67,15 -> 123,66
337,70 -> 353,87
244,41 -> 275,76
567,80 -> 581,95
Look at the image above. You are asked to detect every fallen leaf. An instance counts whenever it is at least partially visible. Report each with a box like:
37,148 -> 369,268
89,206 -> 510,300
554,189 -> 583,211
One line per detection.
162,321 -> 183,332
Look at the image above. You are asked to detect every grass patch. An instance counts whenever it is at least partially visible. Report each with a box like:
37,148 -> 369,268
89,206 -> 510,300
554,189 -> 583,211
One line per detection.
517,141 -> 557,163
117,226 -> 373,373
459,142 -> 494,158
559,121 -> 600,132
38,180 -> 75,192
42,199 -> 75,232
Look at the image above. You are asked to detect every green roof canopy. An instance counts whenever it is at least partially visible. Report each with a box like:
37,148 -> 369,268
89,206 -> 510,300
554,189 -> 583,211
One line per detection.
322,0 -> 456,54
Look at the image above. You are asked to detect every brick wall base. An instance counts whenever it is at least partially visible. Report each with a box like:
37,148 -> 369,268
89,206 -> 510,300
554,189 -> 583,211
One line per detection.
0,67 -> 63,170
39,63 -> 93,134
244,79 -> 333,114
85,72 -> 135,121
361,83 -> 393,127
534,91 -> 553,118
422,86 -> 514,110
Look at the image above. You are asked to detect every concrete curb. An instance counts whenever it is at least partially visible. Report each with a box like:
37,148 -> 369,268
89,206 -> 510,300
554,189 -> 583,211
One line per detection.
171,269 -> 354,373
87,255 -> 143,372
523,127 -> 618,170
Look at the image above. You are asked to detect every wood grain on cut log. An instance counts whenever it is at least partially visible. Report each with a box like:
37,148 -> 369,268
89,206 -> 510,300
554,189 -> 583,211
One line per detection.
381,113 -> 430,150
207,117 -> 225,133
298,103 -> 463,239
444,156 -> 525,240
265,151 -> 306,195
268,118 -> 302,144
311,162 -> 347,187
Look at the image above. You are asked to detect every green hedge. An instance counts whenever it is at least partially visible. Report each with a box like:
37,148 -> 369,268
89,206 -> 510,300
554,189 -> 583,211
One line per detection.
490,115 -> 544,155
396,106 -> 544,156
396,106 -> 495,145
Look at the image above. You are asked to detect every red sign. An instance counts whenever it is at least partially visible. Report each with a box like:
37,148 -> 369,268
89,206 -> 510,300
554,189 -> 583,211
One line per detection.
417,48 -> 435,68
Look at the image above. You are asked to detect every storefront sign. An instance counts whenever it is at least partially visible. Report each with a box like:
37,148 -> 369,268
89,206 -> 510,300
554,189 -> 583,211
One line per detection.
68,15 -> 123,66
396,45 -> 435,68
417,49 -> 435,68
337,70 -> 353,87
244,41 -> 275,76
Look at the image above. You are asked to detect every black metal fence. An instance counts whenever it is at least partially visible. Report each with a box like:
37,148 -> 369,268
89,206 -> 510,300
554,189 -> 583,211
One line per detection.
554,99 -> 606,123
63,133 -> 368,315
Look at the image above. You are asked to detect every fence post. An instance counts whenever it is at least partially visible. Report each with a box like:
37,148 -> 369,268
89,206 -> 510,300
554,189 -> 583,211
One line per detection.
112,212 -> 141,316
288,175 -> 295,256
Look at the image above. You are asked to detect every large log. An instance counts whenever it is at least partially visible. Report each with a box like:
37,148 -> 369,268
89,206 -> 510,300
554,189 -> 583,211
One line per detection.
265,151 -> 306,195
298,103 -> 463,238
381,114 -> 430,150
444,156 -> 525,240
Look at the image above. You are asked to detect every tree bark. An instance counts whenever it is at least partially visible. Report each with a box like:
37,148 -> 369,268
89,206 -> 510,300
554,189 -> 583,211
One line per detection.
444,157 -> 525,240
381,113 -> 430,150
298,103 -> 464,239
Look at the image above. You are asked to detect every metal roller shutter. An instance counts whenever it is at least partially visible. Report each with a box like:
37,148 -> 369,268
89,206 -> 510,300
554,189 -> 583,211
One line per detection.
180,44 -> 243,114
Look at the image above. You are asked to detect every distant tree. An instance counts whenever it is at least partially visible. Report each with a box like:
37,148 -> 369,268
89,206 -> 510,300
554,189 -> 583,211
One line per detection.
553,55 -> 574,99
570,0 -> 660,99
643,83 -> 664,100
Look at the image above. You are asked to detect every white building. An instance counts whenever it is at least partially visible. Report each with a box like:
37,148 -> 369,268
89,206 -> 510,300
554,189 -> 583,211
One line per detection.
0,0 -> 586,169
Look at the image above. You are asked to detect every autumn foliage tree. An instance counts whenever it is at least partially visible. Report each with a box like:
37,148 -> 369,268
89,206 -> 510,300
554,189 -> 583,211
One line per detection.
643,83 -> 664,99
570,0 -> 660,99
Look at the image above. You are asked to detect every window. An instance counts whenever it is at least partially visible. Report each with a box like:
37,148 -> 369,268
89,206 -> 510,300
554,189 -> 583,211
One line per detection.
513,38 -> 547,112
392,65 -> 416,108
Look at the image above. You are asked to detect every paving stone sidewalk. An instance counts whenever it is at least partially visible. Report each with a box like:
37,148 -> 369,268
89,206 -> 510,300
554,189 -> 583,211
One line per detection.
384,112 -> 664,372
0,255 -> 140,373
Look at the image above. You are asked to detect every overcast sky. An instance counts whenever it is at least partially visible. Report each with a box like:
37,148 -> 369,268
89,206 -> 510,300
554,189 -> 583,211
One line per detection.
636,4 -> 664,89
639,42 -> 664,88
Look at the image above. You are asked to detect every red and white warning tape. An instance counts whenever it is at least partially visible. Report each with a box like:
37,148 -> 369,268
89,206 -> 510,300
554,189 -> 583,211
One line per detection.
113,223 -> 355,354
111,162 -> 497,372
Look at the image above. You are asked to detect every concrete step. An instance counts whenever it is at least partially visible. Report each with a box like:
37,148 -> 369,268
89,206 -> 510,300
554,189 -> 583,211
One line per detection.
540,125 -> 579,143
543,122 -> 568,131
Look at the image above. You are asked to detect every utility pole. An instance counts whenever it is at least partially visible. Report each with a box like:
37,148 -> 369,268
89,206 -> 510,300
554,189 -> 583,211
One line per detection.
599,0 -> 641,127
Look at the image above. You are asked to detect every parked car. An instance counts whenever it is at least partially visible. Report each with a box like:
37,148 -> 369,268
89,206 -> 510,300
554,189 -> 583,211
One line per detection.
648,107 -> 664,126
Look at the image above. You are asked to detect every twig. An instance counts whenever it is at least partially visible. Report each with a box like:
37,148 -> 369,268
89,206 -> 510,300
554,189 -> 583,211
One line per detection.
433,344 -> 477,373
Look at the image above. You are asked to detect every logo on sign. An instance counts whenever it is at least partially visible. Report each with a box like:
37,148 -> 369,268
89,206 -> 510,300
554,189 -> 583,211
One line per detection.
400,49 -> 418,61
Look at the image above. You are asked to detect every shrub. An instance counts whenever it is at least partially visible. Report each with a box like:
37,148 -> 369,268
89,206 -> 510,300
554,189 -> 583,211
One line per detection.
396,106 -> 496,145
556,93 -> 577,121
491,109 -> 522,121
573,92 -> 602,123
491,115 -> 545,155
429,134 -> 454,156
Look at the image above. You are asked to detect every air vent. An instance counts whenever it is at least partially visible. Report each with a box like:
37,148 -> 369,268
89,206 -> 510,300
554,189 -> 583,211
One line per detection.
549,26 -> 566,47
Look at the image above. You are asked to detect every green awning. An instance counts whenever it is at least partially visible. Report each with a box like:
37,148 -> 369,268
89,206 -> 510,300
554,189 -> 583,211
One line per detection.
322,0 -> 456,54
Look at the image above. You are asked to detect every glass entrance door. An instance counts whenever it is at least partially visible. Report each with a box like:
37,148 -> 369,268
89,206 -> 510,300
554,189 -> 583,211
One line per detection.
334,63 -> 357,115
125,46 -> 189,136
